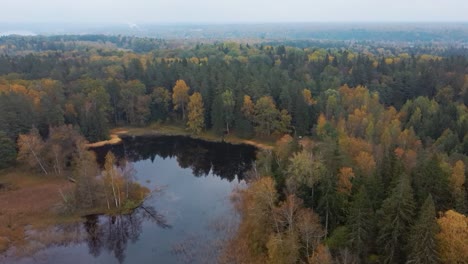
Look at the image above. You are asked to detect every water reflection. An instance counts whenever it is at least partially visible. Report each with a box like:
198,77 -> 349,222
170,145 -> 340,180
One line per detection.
93,135 -> 257,181
84,206 -> 170,263
6,136 -> 256,264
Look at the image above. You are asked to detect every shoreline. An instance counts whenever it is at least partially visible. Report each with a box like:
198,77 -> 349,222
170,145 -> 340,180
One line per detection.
0,168 -> 148,256
88,125 -> 275,150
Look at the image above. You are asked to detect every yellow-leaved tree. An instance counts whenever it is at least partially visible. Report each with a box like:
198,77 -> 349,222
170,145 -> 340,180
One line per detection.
302,89 -> 317,106
436,210 -> 468,263
241,95 -> 255,119
337,167 -> 355,195
172,80 -> 190,120
186,92 -> 205,134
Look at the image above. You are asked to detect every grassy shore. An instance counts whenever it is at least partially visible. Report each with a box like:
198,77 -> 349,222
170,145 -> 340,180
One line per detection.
0,124 -> 273,255
0,169 -> 76,253
0,168 -> 147,255
101,123 -> 276,150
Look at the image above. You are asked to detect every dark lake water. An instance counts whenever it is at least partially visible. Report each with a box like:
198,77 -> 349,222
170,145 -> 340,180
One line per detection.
6,136 -> 256,264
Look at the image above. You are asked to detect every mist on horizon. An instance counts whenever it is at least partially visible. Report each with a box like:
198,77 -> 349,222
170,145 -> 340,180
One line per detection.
2,0 -> 468,24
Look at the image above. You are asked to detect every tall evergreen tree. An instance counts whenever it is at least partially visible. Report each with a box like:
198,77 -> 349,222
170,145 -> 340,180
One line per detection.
406,195 -> 440,264
378,174 -> 416,264
413,155 -> 451,210
347,186 -> 374,259
211,94 -> 225,135
293,92 -> 311,136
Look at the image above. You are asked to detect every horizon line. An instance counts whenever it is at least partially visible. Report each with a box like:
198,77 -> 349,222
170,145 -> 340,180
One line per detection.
2,21 -> 468,26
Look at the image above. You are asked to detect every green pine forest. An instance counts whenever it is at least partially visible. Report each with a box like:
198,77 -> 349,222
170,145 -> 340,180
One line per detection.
0,35 -> 467,263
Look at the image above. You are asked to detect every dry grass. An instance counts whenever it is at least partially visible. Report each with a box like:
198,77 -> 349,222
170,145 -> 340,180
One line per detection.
0,169 -> 74,253
0,166 -> 149,257
85,133 -> 122,148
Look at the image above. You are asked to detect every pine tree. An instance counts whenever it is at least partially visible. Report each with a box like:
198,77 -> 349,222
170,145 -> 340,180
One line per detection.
378,174 -> 416,263
406,195 -> 440,264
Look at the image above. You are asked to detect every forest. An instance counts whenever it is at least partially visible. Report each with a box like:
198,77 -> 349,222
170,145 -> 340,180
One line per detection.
0,34 -> 467,263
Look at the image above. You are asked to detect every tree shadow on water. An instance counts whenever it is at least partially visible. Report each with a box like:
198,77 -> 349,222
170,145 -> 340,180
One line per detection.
84,205 -> 170,263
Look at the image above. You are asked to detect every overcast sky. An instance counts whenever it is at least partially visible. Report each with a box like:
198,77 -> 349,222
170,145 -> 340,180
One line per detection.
2,0 -> 468,24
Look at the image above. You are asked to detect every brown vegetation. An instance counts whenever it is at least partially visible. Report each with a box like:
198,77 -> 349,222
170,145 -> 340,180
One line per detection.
0,169 -> 73,253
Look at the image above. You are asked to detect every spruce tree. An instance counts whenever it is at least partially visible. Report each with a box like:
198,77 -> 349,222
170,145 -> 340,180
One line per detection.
347,186 -> 374,259
413,155 -> 451,210
378,174 -> 416,264
406,195 -> 440,264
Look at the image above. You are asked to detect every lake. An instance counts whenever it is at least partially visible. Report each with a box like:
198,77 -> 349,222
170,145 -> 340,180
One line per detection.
7,135 -> 256,264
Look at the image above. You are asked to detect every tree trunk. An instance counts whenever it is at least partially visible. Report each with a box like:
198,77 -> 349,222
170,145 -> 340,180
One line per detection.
26,140 -> 48,174
182,104 -> 186,120
104,187 -> 110,210
110,170 -> 118,208
116,184 -> 121,208
325,202 -> 329,238
54,147 -> 61,175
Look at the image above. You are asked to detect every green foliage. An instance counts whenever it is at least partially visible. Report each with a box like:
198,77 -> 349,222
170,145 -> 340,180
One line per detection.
347,186 -> 374,258
317,170 -> 343,234
119,80 -> 148,125
0,92 -> 36,138
293,91 -> 312,136
221,89 -> 235,133
250,96 -> 292,137
286,150 -> 325,193
0,131 -> 16,168
210,95 -> 225,135
407,195 -> 440,264
75,80 -> 111,141
412,155 -> 451,210
379,150 -> 405,196
326,225 -> 350,251
378,174 -> 416,264
150,87 -> 171,122
253,96 -> 280,136
234,113 -> 254,138
1,35 -> 468,262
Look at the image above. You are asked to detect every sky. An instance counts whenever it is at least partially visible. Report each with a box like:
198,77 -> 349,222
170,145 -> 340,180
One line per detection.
1,0 -> 468,24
